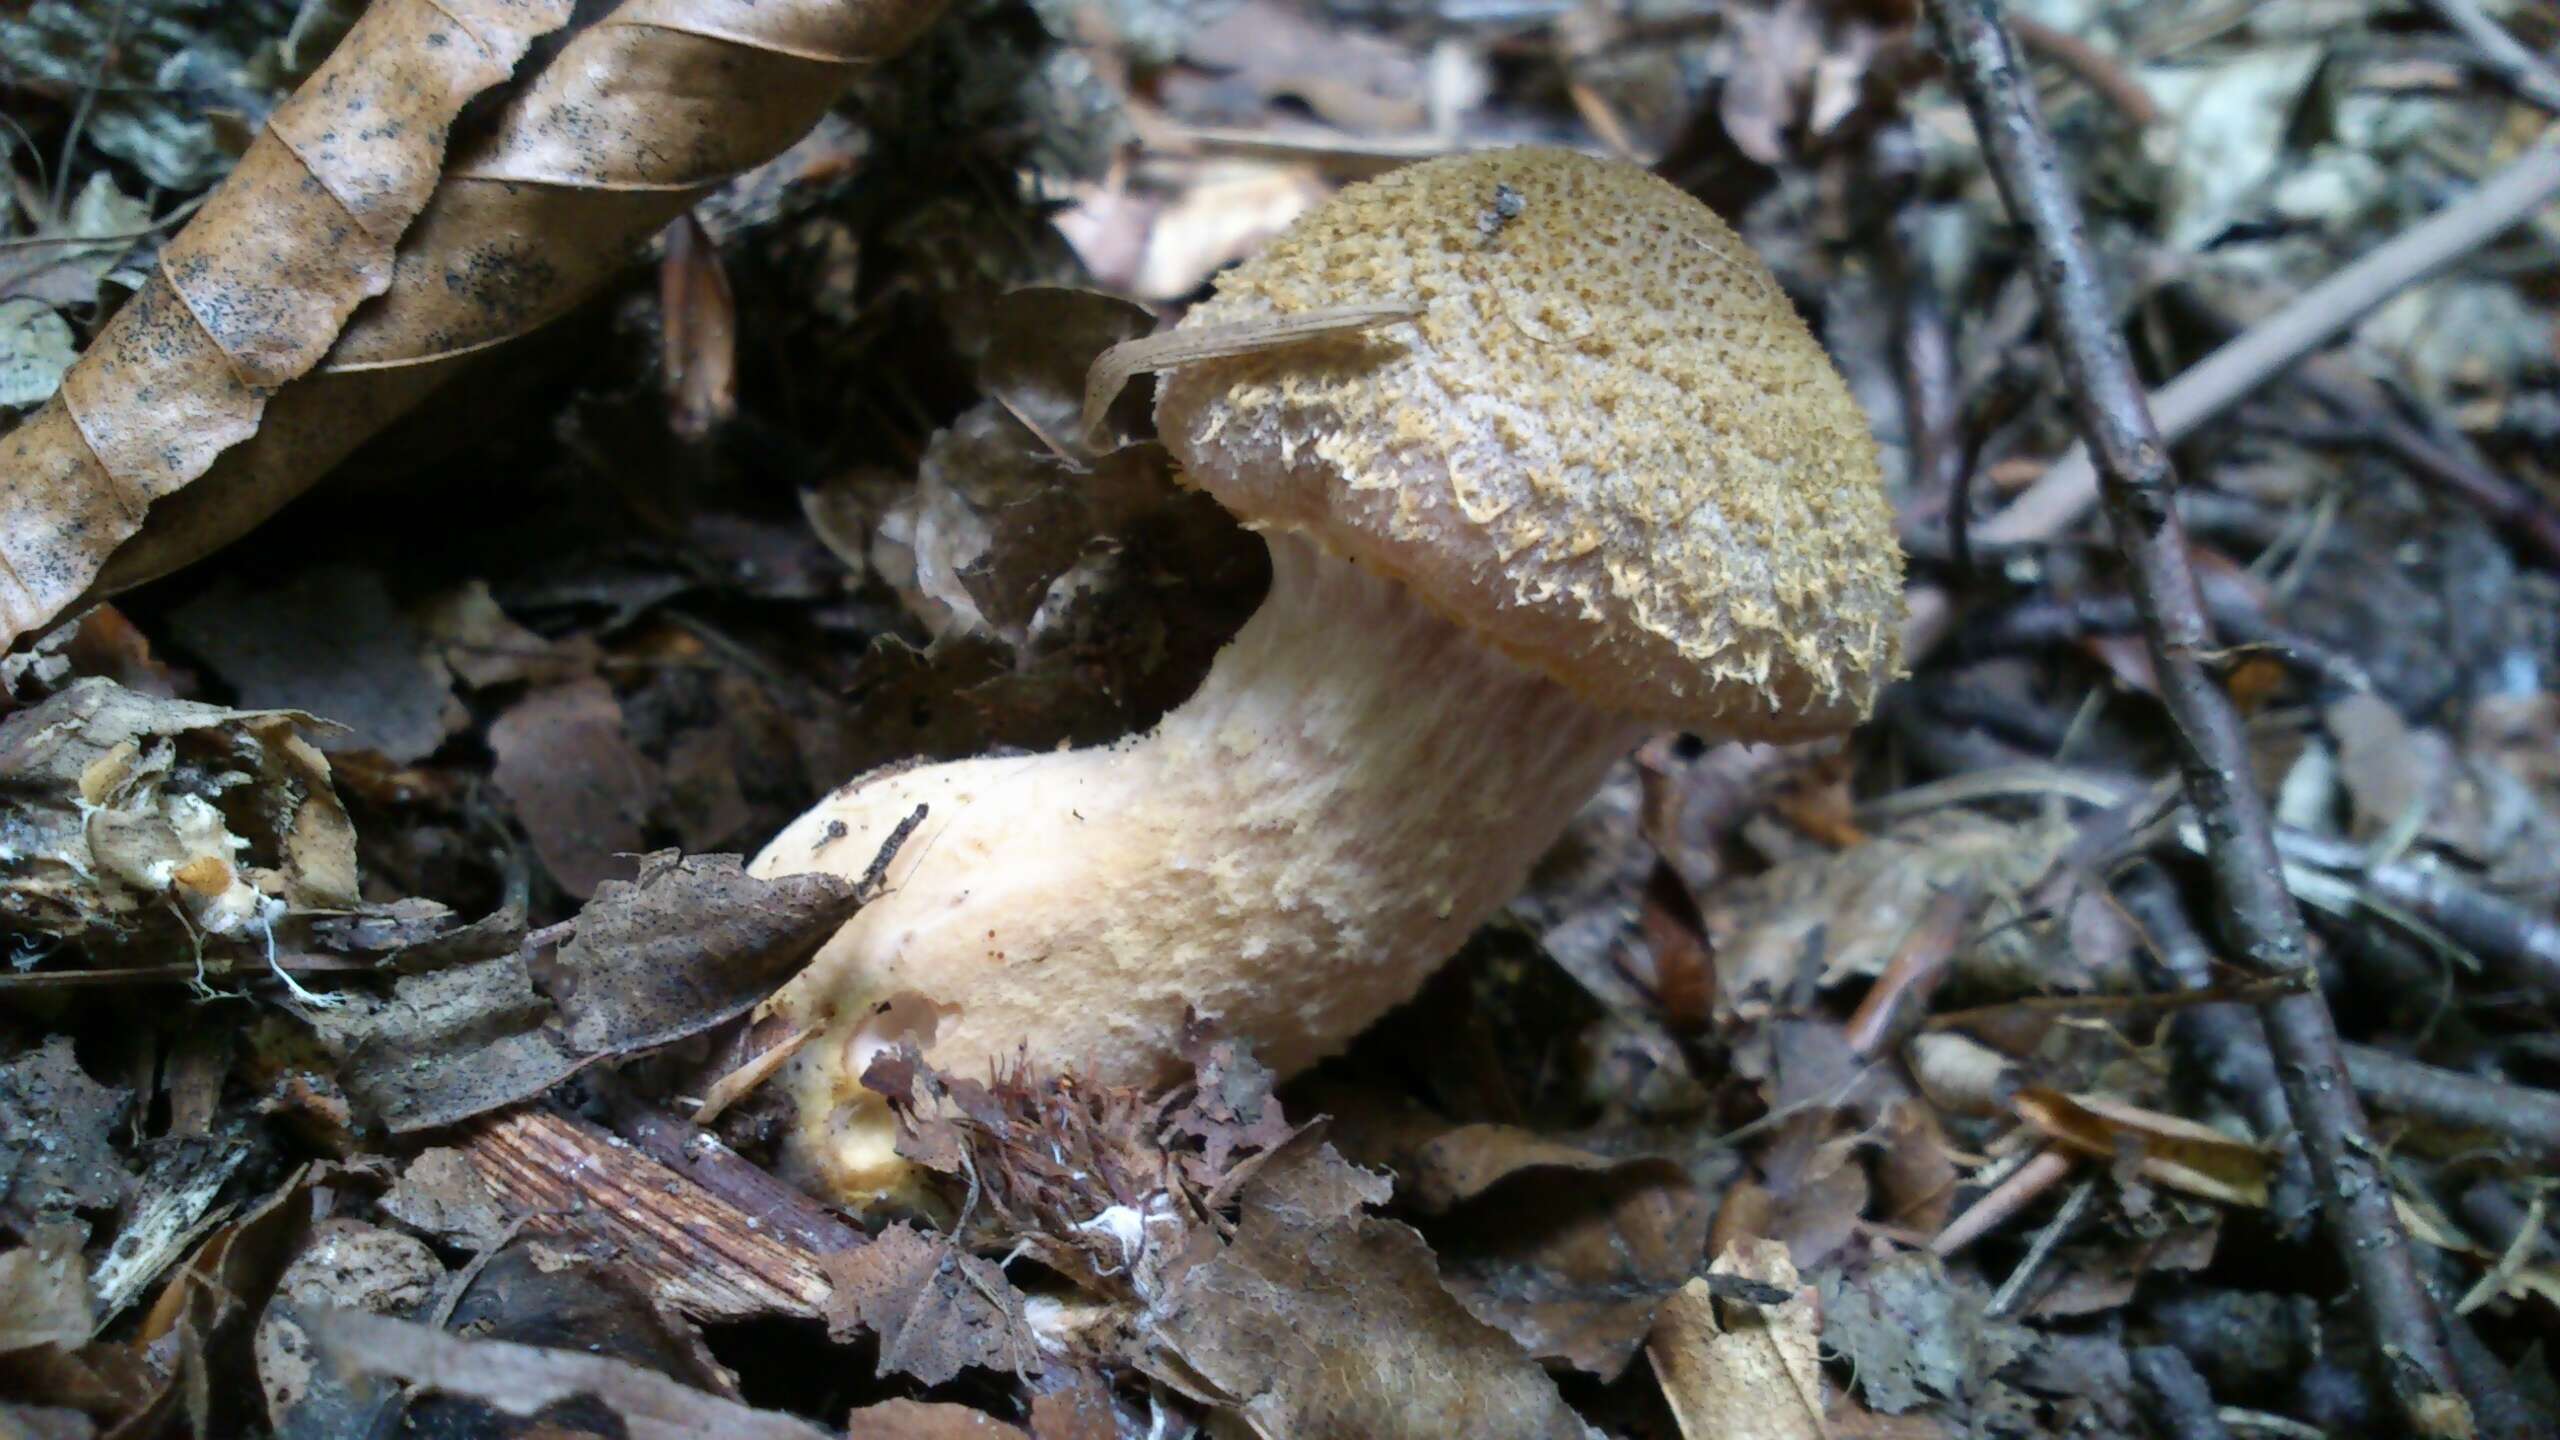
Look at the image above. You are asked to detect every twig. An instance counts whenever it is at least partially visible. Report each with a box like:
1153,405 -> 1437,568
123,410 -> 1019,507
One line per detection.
1932,1145 -> 2074,1257
2285,361 -> 2560,569
2414,0 -> 2560,114
2132,1345 -> 2237,1440
1922,4 -> 2476,1433
2277,829 -> 2560,1001
2117,862 -> 2316,1232
1973,129 -> 2560,548
2009,13 -> 2163,127
1988,1172 -> 2098,1317
2340,1044 -> 2560,1156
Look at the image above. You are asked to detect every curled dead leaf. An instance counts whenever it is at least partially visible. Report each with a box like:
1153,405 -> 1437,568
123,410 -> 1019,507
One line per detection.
2013,1088 -> 2269,1209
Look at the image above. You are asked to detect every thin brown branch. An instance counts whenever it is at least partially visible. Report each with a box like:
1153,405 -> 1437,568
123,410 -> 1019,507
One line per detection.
1921,3 -> 2477,1434
1976,128 -> 2560,548
2009,13 -> 2162,127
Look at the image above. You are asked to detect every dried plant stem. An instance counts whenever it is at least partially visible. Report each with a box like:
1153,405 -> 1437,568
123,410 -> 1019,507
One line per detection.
2415,0 -> 2560,114
1975,129 -> 2560,548
2339,1045 -> 2560,1156
1922,3 -> 2475,1434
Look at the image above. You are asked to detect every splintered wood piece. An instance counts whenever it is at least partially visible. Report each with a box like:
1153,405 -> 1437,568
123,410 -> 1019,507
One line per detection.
460,1106 -> 836,1322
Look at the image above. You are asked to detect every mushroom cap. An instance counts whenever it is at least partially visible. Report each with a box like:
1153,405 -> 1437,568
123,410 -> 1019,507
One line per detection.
1154,147 -> 1905,739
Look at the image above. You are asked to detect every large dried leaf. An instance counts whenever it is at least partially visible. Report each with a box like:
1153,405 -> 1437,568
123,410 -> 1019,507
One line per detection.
0,0 -> 574,648
1318,1088 -> 1707,1380
0,0 -> 951,650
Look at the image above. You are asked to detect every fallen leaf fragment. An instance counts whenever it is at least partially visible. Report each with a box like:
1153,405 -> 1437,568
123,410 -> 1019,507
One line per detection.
1820,1252 -> 2029,1417
2014,1088 -> 2270,1209
0,1225 -> 93,1354
1138,1130 -> 1590,1440
0,1038 -> 136,1225
298,1306 -> 836,1440
166,565 -> 466,762
489,677 -> 662,900
821,1223 -> 1041,1386
1649,1239 -> 1827,1440
329,853 -> 863,1132
845,1399 -> 1031,1437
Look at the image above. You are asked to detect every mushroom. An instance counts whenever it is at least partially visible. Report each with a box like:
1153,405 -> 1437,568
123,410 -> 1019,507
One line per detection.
751,147 -> 1904,1203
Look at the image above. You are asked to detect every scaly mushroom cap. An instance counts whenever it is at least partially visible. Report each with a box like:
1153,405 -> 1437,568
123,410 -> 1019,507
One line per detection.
1156,146 -> 1904,739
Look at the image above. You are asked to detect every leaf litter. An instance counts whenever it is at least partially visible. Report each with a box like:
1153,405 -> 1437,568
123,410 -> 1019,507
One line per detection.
6,0 -> 2560,1433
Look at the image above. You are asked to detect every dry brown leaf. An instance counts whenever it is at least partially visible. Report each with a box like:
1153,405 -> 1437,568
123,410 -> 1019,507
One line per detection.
0,1225 -> 94,1355
2012,1088 -> 2269,1209
1648,1239 -> 1827,1440
1315,1087 -> 1708,1379
0,0 -> 574,648
820,1223 -> 1042,1386
0,0 -> 949,651
330,852 -> 863,1132
489,677 -> 662,900
1137,1130 -> 1589,1440
299,1306 -> 835,1440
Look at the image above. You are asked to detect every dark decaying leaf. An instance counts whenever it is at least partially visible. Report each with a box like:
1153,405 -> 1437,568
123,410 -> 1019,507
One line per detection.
297,1302 -> 833,1440
253,1218 -> 444,1434
488,676 -> 663,900
1821,1251 -> 2032,1417
819,1222 -> 1042,1386
329,852 -> 863,1132
165,564 -> 467,762
1316,1085 -> 1709,1379
1138,1130 -> 1591,1440
326,952 -> 581,1134
0,1037 -> 136,1225
532,852 -> 864,1055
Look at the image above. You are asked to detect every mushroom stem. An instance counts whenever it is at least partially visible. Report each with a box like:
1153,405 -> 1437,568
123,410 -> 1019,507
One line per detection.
754,530 -> 1647,1200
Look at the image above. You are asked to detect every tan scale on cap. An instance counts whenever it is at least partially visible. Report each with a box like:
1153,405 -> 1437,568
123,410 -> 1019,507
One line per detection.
1157,145 -> 1904,739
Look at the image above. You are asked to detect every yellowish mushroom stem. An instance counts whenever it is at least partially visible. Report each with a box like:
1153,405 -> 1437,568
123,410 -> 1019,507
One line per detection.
751,529 -> 1648,1203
